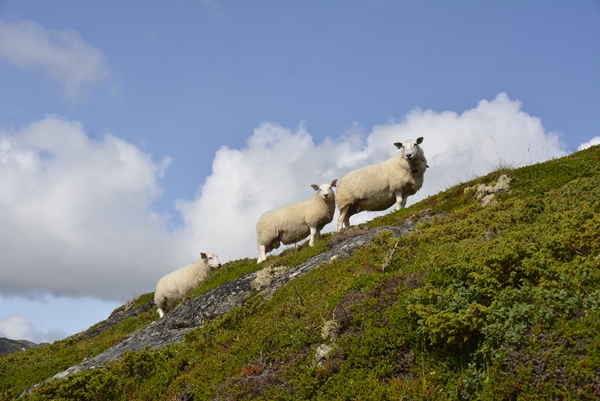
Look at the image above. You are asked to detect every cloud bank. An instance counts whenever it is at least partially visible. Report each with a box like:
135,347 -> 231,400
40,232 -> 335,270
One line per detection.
0,315 -> 66,344
0,94 -> 568,307
0,19 -> 109,101
178,93 -> 566,262
578,136 -> 600,151
0,115 -> 183,300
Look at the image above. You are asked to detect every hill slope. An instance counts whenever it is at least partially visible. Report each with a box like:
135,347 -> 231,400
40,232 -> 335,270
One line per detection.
1,145 -> 599,400
0,339 -> 38,357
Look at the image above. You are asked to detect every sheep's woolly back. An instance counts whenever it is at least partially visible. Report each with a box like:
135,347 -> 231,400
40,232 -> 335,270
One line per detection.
154,252 -> 222,317
336,156 -> 426,210
336,139 -> 426,212
256,182 -> 336,247
256,180 -> 337,262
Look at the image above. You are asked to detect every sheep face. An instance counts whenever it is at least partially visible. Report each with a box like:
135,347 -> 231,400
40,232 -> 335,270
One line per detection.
393,137 -> 424,161
201,252 -> 222,269
310,179 -> 338,200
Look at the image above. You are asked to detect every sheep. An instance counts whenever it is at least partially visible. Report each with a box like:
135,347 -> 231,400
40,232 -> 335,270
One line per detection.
336,137 -> 427,231
256,179 -> 338,263
154,252 -> 222,318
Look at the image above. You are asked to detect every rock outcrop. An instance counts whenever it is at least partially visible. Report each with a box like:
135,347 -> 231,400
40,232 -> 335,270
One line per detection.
465,174 -> 512,206
22,210 -> 437,396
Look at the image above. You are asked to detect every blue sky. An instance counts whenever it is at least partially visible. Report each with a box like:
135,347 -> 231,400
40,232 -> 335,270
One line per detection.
0,1 -> 599,343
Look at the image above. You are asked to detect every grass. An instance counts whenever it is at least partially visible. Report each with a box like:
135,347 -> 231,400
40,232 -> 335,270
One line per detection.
2,145 -> 599,400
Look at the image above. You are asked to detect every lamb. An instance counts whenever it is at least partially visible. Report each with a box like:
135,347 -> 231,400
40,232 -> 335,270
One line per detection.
256,179 -> 338,263
336,137 -> 428,231
154,252 -> 222,318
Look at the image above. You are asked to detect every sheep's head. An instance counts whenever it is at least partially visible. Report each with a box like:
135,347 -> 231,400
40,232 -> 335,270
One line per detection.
200,252 -> 222,269
393,137 -> 424,161
311,179 -> 338,201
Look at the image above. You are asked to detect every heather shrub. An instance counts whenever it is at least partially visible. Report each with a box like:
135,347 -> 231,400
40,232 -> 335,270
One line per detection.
6,145 -> 600,400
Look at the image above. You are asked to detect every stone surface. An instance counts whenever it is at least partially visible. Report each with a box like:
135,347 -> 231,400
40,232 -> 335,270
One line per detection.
465,174 -> 511,207
22,210 -> 438,395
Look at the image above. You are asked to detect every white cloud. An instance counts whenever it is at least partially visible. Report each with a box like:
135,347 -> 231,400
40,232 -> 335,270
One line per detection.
578,136 -> 600,151
0,315 -> 66,343
0,93 -> 567,312
0,115 -> 188,300
176,93 -> 566,262
0,19 -> 109,101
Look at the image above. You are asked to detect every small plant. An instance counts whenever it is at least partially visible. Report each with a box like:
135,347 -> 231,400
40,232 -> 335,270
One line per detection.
5,144 -> 600,401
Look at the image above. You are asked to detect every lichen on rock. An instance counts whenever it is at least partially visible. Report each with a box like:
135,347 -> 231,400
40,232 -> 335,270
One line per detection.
251,265 -> 288,291
465,174 -> 511,206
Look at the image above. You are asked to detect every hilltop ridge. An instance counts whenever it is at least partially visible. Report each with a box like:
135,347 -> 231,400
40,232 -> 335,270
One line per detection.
0,338 -> 38,356
2,145 -> 600,400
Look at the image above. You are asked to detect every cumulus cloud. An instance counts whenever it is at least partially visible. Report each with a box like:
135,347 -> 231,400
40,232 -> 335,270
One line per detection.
0,115 -> 188,300
176,92 -> 566,262
0,315 -> 66,343
578,136 -> 600,151
0,93 -> 567,309
0,19 -> 109,101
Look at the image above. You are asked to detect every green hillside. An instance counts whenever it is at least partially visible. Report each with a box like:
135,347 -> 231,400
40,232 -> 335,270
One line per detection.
2,145 -> 599,400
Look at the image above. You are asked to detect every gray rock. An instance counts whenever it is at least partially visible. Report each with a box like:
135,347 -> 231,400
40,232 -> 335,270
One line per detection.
22,209 -> 438,396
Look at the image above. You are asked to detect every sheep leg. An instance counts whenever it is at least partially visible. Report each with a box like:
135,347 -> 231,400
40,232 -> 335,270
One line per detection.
338,206 -> 350,231
395,190 -> 407,211
157,308 -> 165,318
401,196 -> 408,209
309,227 -> 319,246
257,244 -> 267,263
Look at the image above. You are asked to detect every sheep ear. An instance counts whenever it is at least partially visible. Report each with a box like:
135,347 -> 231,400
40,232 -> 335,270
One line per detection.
416,137 -> 423,144
201,252 -> 207,259
394,142 -> 403,149
311,184 -> 319,191
331,179 -> 338,187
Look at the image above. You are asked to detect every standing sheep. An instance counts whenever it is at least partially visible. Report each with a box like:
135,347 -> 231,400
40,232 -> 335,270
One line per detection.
154,252 -> 222,318
336,137 -> 427,231
256,179 -> 338,263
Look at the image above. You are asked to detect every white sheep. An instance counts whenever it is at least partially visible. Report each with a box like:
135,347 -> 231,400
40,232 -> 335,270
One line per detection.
256,179 -> 338,263
336,137 -> 428,231
154,252 -> 222,318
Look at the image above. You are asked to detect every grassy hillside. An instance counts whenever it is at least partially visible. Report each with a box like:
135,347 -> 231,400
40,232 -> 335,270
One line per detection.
1,145 -> 599,400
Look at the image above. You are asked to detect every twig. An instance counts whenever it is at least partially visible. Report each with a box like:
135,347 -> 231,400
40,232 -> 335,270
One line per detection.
382,239 -> 400,272
293,284 -> 305,307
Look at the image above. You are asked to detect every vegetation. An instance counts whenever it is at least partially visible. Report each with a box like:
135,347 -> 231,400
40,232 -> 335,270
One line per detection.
1,145 -> 599,400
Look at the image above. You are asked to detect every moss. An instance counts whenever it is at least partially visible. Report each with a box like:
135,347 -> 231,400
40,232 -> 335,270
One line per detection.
0,306 -> 155,400
5,145 -> 600,400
